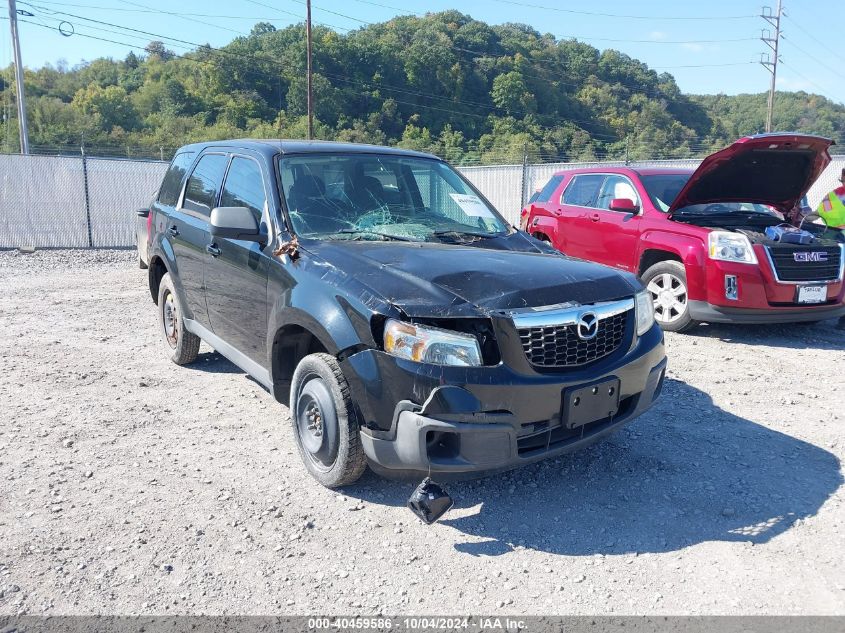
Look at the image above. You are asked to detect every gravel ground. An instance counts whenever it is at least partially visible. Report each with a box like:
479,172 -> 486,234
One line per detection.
0,249 -> 843,616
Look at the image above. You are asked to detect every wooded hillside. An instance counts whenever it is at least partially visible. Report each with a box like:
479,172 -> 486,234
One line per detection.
2,11 -> 843,161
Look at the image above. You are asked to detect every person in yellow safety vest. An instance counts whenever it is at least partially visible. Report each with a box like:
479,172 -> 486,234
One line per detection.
817,168 -> 845,230
816,168 -> 845,329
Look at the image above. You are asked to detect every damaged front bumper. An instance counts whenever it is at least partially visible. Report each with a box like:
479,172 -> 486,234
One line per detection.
343,323 -> 666,474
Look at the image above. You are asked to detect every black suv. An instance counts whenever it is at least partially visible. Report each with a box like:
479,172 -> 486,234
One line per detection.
144,140 -> 666,487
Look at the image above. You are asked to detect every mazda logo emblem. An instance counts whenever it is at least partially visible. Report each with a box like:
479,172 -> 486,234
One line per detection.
577,312 -> 599,340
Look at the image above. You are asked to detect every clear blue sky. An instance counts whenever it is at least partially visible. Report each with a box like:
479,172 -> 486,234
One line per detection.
2,0 -> 843,103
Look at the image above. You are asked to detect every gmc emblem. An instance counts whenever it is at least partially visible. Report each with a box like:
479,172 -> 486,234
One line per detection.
793,251 -> 828,263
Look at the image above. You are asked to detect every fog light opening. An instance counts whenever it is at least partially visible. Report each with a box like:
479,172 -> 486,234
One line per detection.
725,275 -> 738,301
425,430 -> 460,461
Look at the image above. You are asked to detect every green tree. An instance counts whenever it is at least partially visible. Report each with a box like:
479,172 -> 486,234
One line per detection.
491,71 -> 535,116
72,84 -> 137,132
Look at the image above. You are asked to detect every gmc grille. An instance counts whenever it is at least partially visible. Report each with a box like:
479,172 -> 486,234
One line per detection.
518,310 -> 629,368
767,245 -> 843,282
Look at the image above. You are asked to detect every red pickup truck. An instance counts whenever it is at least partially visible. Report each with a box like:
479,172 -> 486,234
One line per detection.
521,133 -> 845,331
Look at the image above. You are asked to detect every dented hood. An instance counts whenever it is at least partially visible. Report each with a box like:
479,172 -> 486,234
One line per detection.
303,235 -> 639,318
667,133 -> 833,215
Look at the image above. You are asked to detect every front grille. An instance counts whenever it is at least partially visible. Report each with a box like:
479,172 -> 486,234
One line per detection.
518,310 -> 628,368
517,395 -> 636,455
767,245 -> 842,282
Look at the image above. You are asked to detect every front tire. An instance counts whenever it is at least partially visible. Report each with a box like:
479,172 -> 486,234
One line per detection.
157,273 -> 200,365
642,260 -> 696,333
290,353 -> 367,488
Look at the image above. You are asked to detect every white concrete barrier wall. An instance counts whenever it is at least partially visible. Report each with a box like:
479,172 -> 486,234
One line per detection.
0,154 -> 843,248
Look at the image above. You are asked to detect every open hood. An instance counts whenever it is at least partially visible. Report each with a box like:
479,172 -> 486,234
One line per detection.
667,133 -> 833,215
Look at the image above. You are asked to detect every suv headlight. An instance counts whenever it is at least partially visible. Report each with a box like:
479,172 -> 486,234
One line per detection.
635,289 -> 655,336
384,319 -> 483,366
708,231 -> 758,264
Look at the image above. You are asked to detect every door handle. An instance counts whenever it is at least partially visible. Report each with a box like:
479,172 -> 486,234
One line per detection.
168,225 -> 179,236
590,213 -> 600,222
206,243 -> 221,257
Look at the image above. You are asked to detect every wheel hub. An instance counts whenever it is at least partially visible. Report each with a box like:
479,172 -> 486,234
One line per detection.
295,379 -> 339,470
163,292 -> 179,347
647,272 -> 687,324
305,402 -> 323,438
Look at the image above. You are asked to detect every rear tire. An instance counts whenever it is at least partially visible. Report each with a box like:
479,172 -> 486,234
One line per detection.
290,353 -> 367,488
642,260 -> 696,333
157,273 -> 200,365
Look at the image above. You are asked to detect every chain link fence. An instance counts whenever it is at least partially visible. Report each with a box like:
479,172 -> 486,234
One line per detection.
1,153 -> 843,248
0,154 -> 168,248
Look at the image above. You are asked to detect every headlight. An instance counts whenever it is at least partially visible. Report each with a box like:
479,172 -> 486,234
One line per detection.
708,231 -> 758,264
384,319 -> 483,366
635,289 -> 655,336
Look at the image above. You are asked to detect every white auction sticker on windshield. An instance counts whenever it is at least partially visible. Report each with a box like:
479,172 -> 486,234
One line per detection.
449,193 -> 494,217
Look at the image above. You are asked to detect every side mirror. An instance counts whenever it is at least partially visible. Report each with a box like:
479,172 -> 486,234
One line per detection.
136,208 -> 150,218
609,198 -> 639,213
210,206 -> 261,241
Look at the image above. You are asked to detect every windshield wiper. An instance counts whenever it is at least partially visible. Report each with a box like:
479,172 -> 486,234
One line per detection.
432,229 -> 504,240
335,228 -> 418,242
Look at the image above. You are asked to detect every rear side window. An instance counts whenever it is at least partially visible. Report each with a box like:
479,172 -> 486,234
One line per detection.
535,175 -> 564,203
157,152 -> 195,206
562,174 -> 606,208
183,153 -> 229,216
220,157 -> 267,224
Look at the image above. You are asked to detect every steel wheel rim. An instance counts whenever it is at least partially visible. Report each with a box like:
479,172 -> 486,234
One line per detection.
163,291 -> 179,348
295,378 -> 339,471
647,272 -> 688,324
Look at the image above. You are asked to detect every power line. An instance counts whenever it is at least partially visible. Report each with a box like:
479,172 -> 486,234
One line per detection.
298,1 -> 758,45
347,0 -> 416,15
12,0 -> 298,20
10,3 -> 781,154
240,1 -> 664,101
779,61 -> 845,106
240,0 -> 351,32
780,33 -> 845,84
782,12 -> 845,66
17,1 -> 753,109
651,61 -> 756,69
9,16 -> 543,129
252,1 -> 752,101
24,7 -> 218,50
114,0 -> 244,35
15,1 -> 746,144
321,70 -> 622,136
487,0 -> 757,20
246,0 -> 757,100
22,6 -> 536,120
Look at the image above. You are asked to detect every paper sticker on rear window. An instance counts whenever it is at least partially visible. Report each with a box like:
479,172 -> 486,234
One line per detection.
449,193 -> 494,217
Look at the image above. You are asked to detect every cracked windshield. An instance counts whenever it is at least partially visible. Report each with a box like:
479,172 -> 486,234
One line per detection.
278,154 -> 510,242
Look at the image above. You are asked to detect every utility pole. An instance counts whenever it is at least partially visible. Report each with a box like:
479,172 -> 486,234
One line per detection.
305,0 -> 313,140
760,1 -> 782,133
7,0 -> 30,154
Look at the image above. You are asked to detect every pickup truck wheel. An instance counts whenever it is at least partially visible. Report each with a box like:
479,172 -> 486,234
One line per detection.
290,353 -> 366,488
157,273 -> 200,365
642,261 -> 695,333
